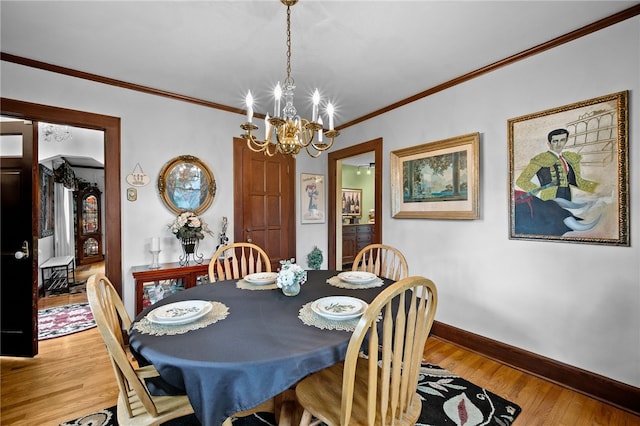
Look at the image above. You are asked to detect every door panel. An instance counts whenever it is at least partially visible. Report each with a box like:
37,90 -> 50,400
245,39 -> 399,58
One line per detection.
234,138 -> 295,271
1,120 -> 37,357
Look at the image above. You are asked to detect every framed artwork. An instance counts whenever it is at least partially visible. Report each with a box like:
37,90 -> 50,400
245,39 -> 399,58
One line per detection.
508,90 -> 628,246
39,164 -> 54,237
301,173 -> 325,224
341,188 -> 363,218
391,133 -> 480,219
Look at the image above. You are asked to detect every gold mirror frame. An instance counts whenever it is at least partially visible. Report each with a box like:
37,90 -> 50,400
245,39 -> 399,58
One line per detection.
158,155 -> 216,215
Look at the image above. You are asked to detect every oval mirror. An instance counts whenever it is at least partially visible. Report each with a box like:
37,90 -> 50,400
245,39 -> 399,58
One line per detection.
158,155 -> 216,215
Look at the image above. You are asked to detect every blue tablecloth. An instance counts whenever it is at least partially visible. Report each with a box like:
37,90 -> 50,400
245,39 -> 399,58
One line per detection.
129,270 -> 391,426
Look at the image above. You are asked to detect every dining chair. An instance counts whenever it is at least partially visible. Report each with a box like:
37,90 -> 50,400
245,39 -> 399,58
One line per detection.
352,243 -> 409,281
86,273 -> 195,426
208,242 -> 271,282
295,275 -> 438,426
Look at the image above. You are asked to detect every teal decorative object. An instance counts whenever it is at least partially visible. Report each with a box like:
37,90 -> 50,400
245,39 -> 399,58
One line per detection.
307,246 -> 323,270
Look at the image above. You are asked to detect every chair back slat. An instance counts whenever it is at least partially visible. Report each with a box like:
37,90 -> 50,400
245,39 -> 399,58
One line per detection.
353,244 -> 409,281
208,243 -> 271,282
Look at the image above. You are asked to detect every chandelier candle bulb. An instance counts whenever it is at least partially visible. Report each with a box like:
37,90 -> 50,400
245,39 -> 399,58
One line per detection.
318,116 -> 323,142
274,83 -> 282,117
312,89 -> 320,122
245,91 -> 254,123
327,103 -> 335,130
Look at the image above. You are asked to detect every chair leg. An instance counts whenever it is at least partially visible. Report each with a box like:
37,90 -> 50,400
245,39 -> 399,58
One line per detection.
299,410 -> 313,426
222,418 -> 233,426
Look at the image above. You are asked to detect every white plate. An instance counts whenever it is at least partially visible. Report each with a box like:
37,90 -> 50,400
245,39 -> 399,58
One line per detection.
147,300 -> 212,325
337,271 -> 378,284
311,296 -> 368,321
244,272 -> 278,285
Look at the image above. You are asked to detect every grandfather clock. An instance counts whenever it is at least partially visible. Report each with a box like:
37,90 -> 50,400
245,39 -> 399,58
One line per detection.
74,186 -> 104,265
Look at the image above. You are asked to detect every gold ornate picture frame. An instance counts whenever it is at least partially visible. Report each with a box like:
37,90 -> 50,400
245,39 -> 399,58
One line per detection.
391,133 -> 480,219
158,155 -> 216,215
508,91 -> 629,246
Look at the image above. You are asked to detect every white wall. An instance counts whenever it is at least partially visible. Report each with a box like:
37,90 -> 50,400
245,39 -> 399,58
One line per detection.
2,15 -> 637,387
330,17 -> 640,387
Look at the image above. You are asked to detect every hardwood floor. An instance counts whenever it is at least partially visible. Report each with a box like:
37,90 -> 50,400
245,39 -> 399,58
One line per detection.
2,291 -> 638,425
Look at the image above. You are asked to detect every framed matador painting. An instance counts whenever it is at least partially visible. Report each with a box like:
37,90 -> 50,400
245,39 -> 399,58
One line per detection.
508,90 -> 629,246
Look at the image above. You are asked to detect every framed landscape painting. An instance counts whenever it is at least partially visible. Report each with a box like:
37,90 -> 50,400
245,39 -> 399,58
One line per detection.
391,133 -> 480,219
508,90 -> 629,246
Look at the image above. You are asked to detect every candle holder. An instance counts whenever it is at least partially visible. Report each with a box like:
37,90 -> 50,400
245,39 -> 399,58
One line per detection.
150,250 -> 161,269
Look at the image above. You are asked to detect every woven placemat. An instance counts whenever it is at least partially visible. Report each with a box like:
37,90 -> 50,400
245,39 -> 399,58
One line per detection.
236,279 -> 278,291
326,275 -> 384,289
132,301 -> 229,336
298,302 -> 361,332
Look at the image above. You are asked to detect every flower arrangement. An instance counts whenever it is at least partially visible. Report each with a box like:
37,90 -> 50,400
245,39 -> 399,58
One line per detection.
276,258 -> 307,292
169,211 -> 213,240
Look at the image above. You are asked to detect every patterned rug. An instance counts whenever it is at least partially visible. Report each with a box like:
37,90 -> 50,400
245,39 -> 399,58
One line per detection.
60,363 -> 521,425
38,302 -> 96,340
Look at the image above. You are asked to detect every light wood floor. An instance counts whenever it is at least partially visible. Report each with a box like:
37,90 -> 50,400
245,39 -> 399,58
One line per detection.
2,290 -> 638,426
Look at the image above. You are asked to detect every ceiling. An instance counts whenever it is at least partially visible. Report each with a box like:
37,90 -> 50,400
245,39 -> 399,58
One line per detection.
1,1 -> 637,129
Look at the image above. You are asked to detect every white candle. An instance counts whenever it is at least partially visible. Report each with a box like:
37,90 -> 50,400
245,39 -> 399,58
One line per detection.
317,116 -> 323,142
327,103 -> 334,130
312,89 -> 320,122
151,237 -> 160,251
274,82 -> 282,118
265,113 -> 271,140
245,91 -> 254,123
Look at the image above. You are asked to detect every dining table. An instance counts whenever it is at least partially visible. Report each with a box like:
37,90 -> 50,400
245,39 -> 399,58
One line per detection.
128,269 -> 393,426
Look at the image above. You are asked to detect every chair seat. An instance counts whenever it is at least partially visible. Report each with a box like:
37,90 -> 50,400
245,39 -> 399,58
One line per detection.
295,358 -> 422,426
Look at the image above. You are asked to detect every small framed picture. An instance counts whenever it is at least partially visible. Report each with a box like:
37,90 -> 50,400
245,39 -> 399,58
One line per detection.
127,187 -> 137,202
341,188 -> 363,218
300,173 -> 325,224
391,133 -> 480,219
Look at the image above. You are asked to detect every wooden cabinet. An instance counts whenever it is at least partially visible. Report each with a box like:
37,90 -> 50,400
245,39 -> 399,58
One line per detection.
342,224 -> 373,264
74,186 -> 104,265
132,261 -> 210,315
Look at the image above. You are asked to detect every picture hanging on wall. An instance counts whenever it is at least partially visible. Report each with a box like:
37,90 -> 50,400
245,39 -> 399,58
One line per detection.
391,133 -> 480,219
39,164 -> 54,237
342,188 -> 362,218
508,90 -> 629,246
301,173 -> 325,224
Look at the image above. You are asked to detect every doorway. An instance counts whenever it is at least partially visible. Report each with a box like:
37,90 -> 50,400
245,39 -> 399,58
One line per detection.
1,98 -> 121,356
328,138 -> 383,270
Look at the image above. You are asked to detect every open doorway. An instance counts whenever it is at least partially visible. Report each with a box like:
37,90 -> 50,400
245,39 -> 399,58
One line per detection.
37,122 -> 106,302
327,138 -> 382,270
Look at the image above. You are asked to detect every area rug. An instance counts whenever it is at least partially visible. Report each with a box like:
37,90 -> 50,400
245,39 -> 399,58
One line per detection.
60,362 -> 521,425
38,302 -> 96,340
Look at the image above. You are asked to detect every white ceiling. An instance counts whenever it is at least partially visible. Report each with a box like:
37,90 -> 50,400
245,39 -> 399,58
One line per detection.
1,1 -> 637,128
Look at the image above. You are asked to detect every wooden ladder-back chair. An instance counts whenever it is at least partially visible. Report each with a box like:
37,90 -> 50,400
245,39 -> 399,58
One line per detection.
86,273 -> 195,426
352,244 -> 409,281
208,242 -> 271,282
295,276 -> 438,426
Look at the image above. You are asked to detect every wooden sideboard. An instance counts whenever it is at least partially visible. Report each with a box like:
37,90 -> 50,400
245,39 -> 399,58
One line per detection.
132,261 -> 210,315
342,224 -> 374,264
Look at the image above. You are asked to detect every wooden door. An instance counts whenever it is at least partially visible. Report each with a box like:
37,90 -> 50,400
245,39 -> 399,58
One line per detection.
1,120 -> 37,357
233,138 -> 296,271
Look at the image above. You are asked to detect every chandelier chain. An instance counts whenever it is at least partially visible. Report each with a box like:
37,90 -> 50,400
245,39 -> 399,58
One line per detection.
285,4 -> 292,85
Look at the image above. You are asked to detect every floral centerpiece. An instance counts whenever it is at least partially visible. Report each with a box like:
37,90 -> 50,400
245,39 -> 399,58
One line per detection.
276,258 -> 307,296
169,211 -> 213,265
169,211 -> 213,241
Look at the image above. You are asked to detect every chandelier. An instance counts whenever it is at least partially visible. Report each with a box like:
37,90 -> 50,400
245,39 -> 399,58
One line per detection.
240,0 -> 339,158
42,123 -> 72,143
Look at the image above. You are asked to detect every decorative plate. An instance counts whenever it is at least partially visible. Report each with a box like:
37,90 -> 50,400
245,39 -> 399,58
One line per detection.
147,300 -> 212,325
337,271 -> 378,284
244,272 -> 278,285
311,296 -> 368,321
